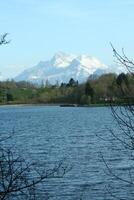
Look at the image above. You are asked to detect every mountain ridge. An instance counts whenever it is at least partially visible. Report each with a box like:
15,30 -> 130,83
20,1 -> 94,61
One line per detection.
15,52 -> 124,84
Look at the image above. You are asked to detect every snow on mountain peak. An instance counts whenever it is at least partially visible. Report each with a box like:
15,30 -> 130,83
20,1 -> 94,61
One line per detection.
15,52 -> 109,84
77,55 -> 106,69
51,52 -> 76,68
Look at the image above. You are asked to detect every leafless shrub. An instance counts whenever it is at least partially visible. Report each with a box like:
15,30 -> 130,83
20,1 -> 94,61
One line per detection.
0,139 -> 70,200
0,33 -> 10,45
101,45 -> 134,199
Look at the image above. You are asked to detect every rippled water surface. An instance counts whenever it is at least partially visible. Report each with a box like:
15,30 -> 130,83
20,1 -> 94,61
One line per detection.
0,106 -> 134,199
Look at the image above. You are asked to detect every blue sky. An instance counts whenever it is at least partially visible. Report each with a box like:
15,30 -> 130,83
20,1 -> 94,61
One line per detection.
0,0 -> 134,79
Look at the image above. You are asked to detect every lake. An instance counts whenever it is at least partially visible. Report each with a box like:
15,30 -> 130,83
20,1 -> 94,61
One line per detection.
0,106 -> 134,199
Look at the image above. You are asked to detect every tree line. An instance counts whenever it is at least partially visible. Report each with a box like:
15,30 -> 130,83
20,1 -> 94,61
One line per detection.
0,73 -> 133,105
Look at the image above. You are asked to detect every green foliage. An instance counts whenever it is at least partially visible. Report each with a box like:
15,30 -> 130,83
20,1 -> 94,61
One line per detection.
85,82 -> 94,96
116,73 -> 128,86
7,93 -> 14,102
0,73 -> 133,105
80,95 -> 91,105
67,78 -> 78,87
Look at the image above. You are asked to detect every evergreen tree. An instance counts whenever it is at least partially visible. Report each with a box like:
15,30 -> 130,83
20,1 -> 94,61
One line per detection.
85,82 -> 94,98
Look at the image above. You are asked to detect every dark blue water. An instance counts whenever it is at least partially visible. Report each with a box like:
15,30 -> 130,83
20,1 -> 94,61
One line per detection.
0,106 -> 134,199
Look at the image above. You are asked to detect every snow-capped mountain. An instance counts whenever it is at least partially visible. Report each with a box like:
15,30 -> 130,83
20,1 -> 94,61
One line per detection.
15,52 -> 110,84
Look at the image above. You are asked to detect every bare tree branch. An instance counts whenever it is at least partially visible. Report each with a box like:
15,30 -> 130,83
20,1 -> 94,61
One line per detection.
0,33 -> 10,46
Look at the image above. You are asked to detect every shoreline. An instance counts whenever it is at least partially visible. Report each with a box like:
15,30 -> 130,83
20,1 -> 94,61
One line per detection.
0,103 -> 115,108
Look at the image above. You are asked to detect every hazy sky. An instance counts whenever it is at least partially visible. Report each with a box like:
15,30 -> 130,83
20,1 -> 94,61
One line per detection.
0,0 -> 134,79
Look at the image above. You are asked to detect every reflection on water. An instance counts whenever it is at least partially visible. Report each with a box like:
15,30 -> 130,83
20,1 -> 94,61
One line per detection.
0,106 -> 134,199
